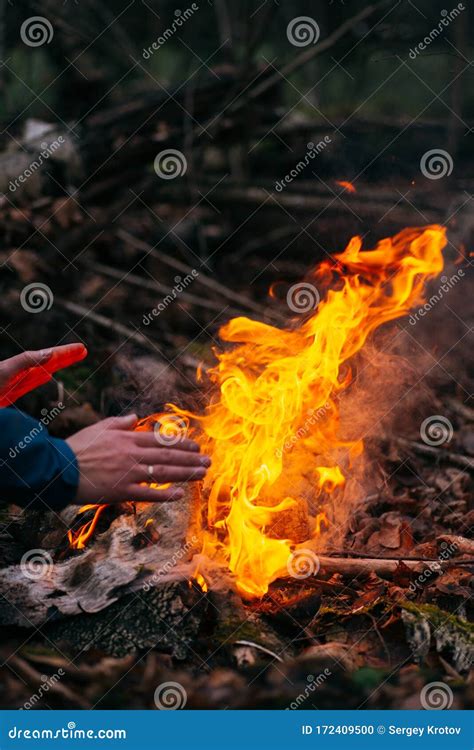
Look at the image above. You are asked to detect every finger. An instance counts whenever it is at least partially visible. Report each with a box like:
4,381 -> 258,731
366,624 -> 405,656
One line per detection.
9,343 -> 88,378
126,484 -> 185,503
132,446 -> 210,467
0,348 -> 52,380
0,353 -> 52,406
0,375 -> 51,407
134,432 -> 200,452
133,465 -> 207,483
0,343 -> 88,405
103,414 -> 138,431
43,343 -> 88,374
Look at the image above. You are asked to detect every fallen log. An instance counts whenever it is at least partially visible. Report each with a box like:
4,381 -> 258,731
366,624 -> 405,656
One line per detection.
45,580 -> 207,659
0,497 -> 198,628
316,555 -> 473,578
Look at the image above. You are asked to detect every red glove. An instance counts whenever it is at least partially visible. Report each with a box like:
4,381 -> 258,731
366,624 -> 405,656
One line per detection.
0,343 -> 88,406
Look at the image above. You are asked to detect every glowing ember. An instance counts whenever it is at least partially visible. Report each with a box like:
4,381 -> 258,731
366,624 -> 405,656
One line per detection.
336,180 -> 356,193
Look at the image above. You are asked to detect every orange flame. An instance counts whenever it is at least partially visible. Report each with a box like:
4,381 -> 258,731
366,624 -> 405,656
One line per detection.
172,226 -> 446,598
67,503 -> 107,550
67,226 -> 447,601
194,572 -> 208,592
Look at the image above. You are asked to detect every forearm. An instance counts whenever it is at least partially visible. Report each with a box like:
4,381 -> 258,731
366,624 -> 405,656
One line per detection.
0,407 -> 79,511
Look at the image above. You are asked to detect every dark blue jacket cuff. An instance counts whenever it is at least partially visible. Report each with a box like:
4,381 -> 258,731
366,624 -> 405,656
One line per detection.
0,407 -> 79,512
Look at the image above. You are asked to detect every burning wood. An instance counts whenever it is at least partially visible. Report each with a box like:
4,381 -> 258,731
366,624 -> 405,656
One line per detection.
68,225 -> 448,602
67,503 -> 108,550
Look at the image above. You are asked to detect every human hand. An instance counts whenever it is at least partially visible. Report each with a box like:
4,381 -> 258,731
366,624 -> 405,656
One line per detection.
66,414 -> 210,504
0,343 -> 87,406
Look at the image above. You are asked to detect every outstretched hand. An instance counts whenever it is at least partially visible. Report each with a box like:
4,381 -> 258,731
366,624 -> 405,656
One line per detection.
0,343 -> 87,406
0,343 -> 209,504
66,414 -> 211,504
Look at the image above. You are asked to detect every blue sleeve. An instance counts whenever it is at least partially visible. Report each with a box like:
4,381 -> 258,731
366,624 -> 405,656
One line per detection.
0,407 -> 79,511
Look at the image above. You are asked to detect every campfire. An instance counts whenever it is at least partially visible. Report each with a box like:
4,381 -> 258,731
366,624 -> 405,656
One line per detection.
3,0 -> 473,713
67,225 -> 447,599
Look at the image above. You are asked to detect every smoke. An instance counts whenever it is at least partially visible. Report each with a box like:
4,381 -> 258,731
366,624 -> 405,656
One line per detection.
106,353 -> 193,417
